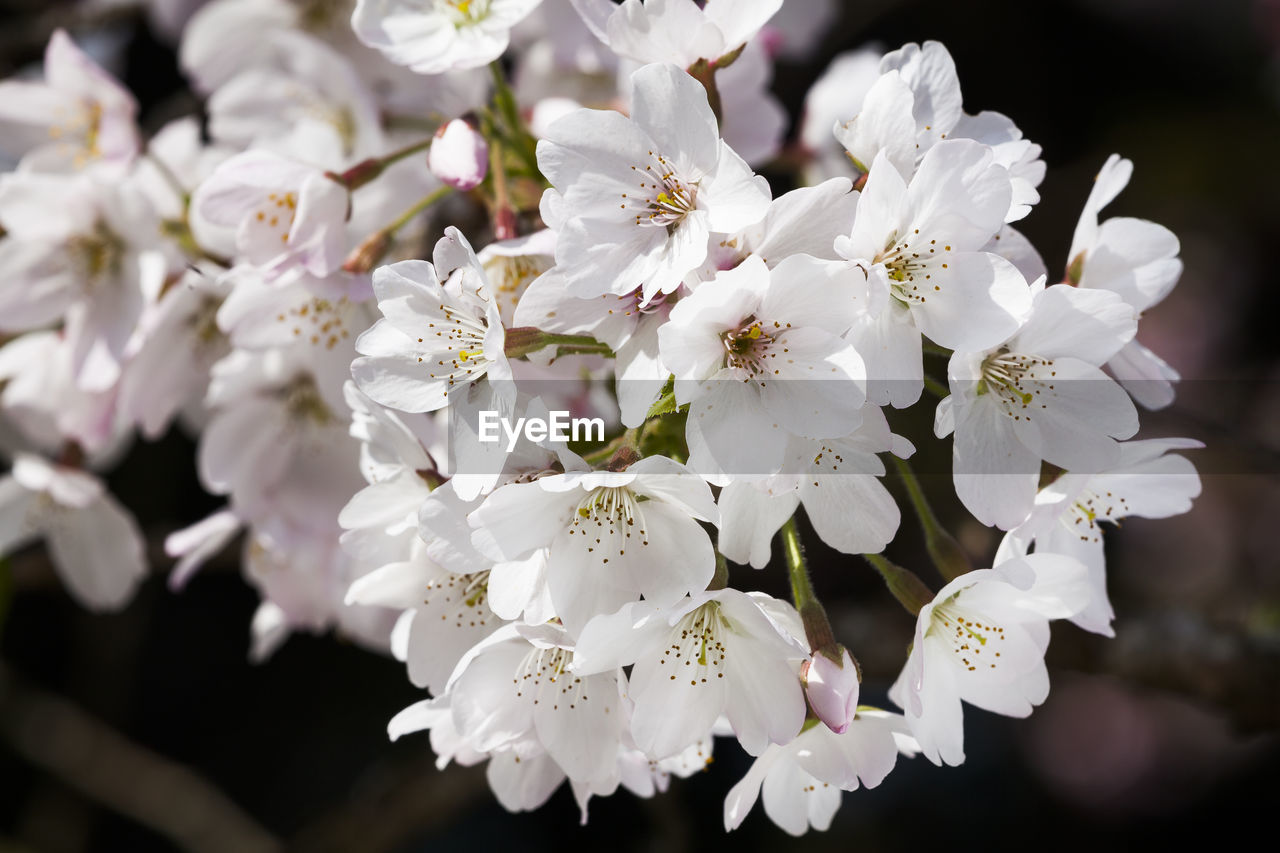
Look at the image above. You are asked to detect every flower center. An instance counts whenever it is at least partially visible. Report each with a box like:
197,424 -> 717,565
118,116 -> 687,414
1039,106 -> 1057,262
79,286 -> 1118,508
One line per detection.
929,597 -> 1007,673
623,152 -> 699,232
276,296 -> 352,350
416,300 -> 492,397
567,487 -> 649,562
874,230 -> 953,305
513,647 -> 592,710
425,569 -> 492,628
660,603 -> 729,686
67,221 -> 124,283
721,317 -> 786,378
281,373 -> 333,426
978,348 -> 1055,421
441,0 -> 488,25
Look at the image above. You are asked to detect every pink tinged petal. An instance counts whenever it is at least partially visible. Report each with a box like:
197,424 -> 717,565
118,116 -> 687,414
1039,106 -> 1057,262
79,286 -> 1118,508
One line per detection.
834,69 -> 916,176
545,525 -> 643,637
982,224 -> 1048,284
533,670 -> 626,784
627,455 -> 719,521
469,480 -> 576,561
1007,358 -> 1138,471
345,560 -> 433,610
754,329 -> 866,439
387,697 -> 445,742
851,299 -> 924,408
951,397 -> 1040,530
629,62 -> 720,173
1069,153 -> 1133,261
1011,284 -> 1136,365
760,753 -> 841,835
685,378 -> 787,477
749,178 -> 859,263
486,552 -> 548,622
164,509 -> 241,591
803,649 -> 860,734
45,492 -> 147,611
908,642 -> 967,766
629,638 -> 730,760
451,640 -> 536,753
0,476 -> 40,555
800,474 -> 900,556
1084,217 -> 1182,311
761,254 -> 864,336
717,482 -> 797,569
1108,339 -> 1178,411
909,252 -> 1031,352
571,599 -> 674,674
700,142 -> 773,234
429,119 -> 489,191
622,499 -> 716,604
486,752 -> 565,814
839,150 -> 910,262
723,747 -> 783,831
879,40 -> 964,151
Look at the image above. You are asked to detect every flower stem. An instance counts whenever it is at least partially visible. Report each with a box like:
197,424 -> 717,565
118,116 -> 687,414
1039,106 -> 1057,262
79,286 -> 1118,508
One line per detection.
863,553 -> 935,615
923,374 -> 950,399
893,457 -> 971,582
708,551 -> 729,591
342,186 -> 453,273
780,516 -> 836,653
329,138 -> 434,191
503,328 -> 612,360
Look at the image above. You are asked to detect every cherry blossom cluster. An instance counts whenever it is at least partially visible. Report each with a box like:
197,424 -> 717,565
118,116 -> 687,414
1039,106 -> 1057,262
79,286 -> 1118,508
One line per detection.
0,0 -> 1204,835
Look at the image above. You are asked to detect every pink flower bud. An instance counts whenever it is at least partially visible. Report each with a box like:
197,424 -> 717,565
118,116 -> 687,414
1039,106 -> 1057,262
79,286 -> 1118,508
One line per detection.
802,646 -> 860,734
428,119 -> 488,191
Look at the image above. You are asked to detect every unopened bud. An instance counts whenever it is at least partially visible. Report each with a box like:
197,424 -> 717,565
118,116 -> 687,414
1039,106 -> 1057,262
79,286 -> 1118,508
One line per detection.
802,646 -> 860,734
429,119 -> 488,192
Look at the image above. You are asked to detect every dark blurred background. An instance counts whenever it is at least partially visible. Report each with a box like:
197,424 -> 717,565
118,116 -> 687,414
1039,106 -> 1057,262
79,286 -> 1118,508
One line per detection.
1,0 -> 1278,850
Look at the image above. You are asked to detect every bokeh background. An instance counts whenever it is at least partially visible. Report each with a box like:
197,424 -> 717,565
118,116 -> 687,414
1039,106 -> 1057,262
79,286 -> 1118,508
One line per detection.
1,0 -> 1278,850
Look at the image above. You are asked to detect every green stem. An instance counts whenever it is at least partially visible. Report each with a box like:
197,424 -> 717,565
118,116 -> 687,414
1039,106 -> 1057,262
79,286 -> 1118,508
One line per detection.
864,553 -> 935,615
503,328 -> 612,360
922,342 -> 952,358
330,137 -> 434,191
893,457 -> 972,582
343,186 -> 453,273
708,551 -> 729,591
780,517 -> 836,653
388,186 -> 453,235
923,375 -> 950,399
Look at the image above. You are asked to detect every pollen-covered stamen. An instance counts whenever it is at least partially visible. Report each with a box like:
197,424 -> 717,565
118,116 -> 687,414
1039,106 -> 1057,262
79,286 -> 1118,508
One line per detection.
416,302 -> 493,398
425,569 -> 493,629
276,296 -> 353,350
441,0 -> 488,25
721,316 -> 790,379
624,151 -> 699,232
67,221 -> 125,283
280,373 -> 334,426
50,100 -> 103,167
659,602 -> 729,687
188,295 -> 226,348
978,348 -> 1056,422
567,487 -> 648,563
512,647 -> 591,710
483,253 -> 552,321
252,192 -> 298,246
1066,487 -> 1130,543
929,596 -> 1007,673
875,229 -> 954,305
